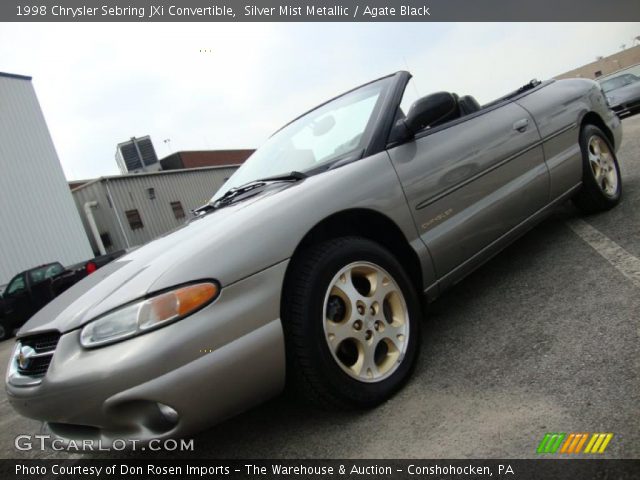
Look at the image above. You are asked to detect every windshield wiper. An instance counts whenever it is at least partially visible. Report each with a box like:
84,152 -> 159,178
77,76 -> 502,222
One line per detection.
254,171 -> 308,182
211,171 -> 307,209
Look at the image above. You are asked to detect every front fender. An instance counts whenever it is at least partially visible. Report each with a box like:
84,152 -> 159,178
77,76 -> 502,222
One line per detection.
148,151 -> 434,294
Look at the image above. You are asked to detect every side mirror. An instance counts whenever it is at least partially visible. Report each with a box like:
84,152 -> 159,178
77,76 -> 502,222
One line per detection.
404,92 -> 458,135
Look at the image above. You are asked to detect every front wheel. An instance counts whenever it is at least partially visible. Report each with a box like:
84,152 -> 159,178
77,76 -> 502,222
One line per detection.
572,124 -> 622,213
283,237 -> 421,409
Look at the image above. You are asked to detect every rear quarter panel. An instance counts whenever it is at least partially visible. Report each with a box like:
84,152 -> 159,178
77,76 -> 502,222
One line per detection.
515,79 -> 620,200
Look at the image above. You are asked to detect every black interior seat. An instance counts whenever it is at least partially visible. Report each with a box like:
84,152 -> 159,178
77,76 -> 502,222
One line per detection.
458,95 -> 482,116
430,93 -> 461,127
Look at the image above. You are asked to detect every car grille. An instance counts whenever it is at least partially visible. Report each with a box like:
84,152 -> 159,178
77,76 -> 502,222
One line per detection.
17,332 -> 60,377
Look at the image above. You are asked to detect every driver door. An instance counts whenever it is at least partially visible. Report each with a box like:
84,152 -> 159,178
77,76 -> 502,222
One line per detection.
387,100 -> 549,288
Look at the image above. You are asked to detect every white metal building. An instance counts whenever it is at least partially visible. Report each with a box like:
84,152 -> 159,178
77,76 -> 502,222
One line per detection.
0,72 -> 93,286
71,166 -> 238,253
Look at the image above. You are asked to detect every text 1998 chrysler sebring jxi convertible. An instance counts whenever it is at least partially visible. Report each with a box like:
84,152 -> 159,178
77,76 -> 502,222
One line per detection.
6,71 -> 622,444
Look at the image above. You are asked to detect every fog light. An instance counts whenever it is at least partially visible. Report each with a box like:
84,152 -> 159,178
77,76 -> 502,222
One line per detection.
109,400 -> 179,433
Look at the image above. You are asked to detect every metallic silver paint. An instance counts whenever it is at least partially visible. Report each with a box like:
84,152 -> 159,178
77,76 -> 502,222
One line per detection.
388,101 -> 549,282
8,261 -> 288,442
6,74 -> 623,442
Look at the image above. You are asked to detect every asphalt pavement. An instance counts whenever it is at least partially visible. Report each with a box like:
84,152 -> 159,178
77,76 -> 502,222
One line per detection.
1,116 -> 639,459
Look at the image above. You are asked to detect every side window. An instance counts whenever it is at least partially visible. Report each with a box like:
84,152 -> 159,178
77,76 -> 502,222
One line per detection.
29,269 -> 45,284
27,264 -> 64,285
6,274 -> 26,295
44,264 -> 64,279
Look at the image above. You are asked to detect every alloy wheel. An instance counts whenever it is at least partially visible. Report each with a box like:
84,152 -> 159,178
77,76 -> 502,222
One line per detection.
588,135 -> 618,198
322,261 -> 410,383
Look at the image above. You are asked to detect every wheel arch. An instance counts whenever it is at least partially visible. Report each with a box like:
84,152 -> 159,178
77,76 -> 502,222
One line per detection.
580,111 -> 615,148
283,208 -> 424,298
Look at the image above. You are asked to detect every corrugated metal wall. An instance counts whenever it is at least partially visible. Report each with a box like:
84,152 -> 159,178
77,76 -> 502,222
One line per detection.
0,74 -> 93,286
72,167 -> 237,252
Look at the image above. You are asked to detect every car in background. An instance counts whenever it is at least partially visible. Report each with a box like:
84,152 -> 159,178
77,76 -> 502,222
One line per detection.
0,262 -> 66,340
0,250 -> 126,339
599,73 -> 640,118
51,249 -> 128,296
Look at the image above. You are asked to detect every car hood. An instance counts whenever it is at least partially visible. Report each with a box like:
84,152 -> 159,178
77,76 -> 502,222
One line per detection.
606,81 -> 640,105
18,184 -> 292,336
18,151 -> 416,337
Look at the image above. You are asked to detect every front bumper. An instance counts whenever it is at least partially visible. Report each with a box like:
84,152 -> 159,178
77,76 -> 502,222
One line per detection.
6,260 -> 288,444
610,99 -> 640,118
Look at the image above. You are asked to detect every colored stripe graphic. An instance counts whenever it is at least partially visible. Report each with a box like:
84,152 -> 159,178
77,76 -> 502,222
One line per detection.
537,434 -> 552,454
537,433 -> 566,453
560,434 -> 575,453
539,433 -> 613,454
560,433 -> 589,453
584,433 -> 614,454
574,433 -> 589,453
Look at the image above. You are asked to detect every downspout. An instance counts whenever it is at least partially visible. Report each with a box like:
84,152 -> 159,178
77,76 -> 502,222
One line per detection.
104,178 -> 131,249
84,201 -> 106,255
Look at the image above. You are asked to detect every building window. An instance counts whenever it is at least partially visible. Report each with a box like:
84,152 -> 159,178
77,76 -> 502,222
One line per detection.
125,209 -> 144,230
147,187 -> 155,199
594,70 -> 602,78
100,232 -> 113,249
171,201 -> 186,219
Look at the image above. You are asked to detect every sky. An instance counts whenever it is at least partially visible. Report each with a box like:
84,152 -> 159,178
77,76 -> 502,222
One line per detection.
0,22 -> 638,180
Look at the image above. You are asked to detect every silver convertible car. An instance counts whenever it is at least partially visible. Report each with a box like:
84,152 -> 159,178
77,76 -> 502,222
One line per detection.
6,71 -> 622,445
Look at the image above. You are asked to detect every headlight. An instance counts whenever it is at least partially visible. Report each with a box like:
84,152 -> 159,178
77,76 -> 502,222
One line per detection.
80,282 -> 219,348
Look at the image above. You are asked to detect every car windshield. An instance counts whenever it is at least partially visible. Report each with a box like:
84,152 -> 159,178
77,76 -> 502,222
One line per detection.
599,74 -> 640,93
211,77 -> 391,201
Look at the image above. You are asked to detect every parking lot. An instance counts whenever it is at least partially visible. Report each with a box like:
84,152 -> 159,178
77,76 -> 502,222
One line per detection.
1,116 -> 639,460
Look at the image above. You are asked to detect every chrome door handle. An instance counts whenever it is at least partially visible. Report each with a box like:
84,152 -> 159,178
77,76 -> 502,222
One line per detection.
513,118 -> 529,132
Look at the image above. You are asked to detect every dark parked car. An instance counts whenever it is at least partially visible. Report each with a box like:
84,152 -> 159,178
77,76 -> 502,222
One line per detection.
0,263 -> 65,340
599,73 -> 640,118
0,250 -> 126,339
51,249 -> 128,296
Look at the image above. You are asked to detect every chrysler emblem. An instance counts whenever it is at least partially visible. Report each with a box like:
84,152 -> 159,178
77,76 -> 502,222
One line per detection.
17,345 -> 36,370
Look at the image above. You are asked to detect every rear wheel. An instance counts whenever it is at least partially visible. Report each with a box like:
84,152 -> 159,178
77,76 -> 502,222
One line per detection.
283,237 -> 421,408
572,125 -> 622,213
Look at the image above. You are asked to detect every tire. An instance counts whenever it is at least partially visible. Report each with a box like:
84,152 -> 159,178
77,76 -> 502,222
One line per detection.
572,124 -> 622,213
282,236 -> 421,409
